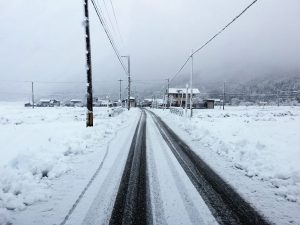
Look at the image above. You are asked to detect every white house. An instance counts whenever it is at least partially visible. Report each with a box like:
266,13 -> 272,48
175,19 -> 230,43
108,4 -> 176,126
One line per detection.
167,88 -> 200,107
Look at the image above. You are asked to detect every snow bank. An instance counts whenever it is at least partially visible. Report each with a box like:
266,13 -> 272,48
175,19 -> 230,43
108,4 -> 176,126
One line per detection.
152,106 -> 300,204
0,102 -> 131,221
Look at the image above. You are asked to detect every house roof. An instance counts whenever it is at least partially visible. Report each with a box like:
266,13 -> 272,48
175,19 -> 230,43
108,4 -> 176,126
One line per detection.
70,99 -> 82,102
39,99 -> 51,102
168,88 -> 200,94
204,98 -> 221,102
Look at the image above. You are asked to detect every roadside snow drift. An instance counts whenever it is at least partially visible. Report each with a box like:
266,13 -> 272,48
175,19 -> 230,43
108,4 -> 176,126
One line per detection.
152,106 -> 300,204
0,102 -> 133,224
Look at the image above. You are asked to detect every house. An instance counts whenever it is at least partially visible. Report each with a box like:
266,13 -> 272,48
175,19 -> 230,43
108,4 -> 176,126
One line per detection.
37,99 -> 51,107
203,99 -> 215,109
167,88 -> 200,107
36,99 -> 60,107
70,99 -> 83,107
122,97 -> 136,108
151,98 -> 164,108
51,99 -> 61,107
193,99 -> 219,109
141,98 -> 153,107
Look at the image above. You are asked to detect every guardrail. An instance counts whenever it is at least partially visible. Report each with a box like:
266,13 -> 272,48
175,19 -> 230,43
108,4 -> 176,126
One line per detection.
107,106 -> 125,117
169,107 -> 184,116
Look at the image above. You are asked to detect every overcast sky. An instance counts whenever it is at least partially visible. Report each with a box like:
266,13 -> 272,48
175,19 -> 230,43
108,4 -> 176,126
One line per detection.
0,0 -> 300,100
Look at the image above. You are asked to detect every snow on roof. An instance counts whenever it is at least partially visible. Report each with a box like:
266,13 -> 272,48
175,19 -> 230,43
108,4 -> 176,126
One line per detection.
168,88 -> 200,94
70,99 -> 82,102
39,99 -> 51,102
99,100 -> 110,104
204,99 -> 221,102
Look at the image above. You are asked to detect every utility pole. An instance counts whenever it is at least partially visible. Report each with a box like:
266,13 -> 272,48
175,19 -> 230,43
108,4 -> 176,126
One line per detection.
185,84 -> 188,117
277,90 -> 280,107
84,0 -> 94,127
121,56 -> 131,110
163,90 -> 166,110
118,79 -> 123,104
128,57 -> 131,110
31,81 -> 35,109
167,78 -> 170,108
223,81 -> 226,110
190,50 -> 194,118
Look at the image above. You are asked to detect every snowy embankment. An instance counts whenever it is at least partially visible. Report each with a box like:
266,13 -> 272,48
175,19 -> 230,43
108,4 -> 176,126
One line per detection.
152,107 -> 300,217
0,102 -> 135,224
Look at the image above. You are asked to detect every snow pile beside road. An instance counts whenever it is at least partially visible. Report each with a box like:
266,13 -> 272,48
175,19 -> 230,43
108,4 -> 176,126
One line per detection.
0,102 -> 132,220
152,106 -> 300,203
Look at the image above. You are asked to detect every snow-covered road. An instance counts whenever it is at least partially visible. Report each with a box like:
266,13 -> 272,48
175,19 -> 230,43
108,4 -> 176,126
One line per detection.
146,111 -> 218,225
69,109 -> 269,225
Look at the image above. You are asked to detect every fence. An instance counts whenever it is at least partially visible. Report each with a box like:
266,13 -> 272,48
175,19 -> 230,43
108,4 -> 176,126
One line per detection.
169,107 -> 184,116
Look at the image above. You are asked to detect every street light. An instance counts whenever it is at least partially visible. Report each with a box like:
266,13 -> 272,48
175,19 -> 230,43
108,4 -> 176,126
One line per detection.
121,55 -> 131,110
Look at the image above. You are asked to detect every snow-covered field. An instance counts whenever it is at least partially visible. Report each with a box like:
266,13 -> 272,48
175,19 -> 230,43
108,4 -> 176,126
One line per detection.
0,102 -> 138,225
1,103 -> 299,224
152,106 -> 300,224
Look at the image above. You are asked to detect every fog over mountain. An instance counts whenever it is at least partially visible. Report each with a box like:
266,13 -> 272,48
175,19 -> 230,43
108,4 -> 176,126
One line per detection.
0,0 -> 299,100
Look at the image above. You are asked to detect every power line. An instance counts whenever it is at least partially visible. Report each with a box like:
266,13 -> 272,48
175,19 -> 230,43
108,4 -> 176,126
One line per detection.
107,0 -> 125,47
93,0 -> 122,52
170,0 -> 258,83
99,0 -> 119,45
90,0 -> 129,76
0,80 -> 118,84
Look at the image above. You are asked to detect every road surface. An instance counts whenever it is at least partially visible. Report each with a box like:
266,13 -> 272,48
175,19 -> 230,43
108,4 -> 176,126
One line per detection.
63,109 -> 270,225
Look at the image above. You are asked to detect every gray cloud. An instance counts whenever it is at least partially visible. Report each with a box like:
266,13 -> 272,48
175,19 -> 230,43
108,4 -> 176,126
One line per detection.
0,0 -> 299,100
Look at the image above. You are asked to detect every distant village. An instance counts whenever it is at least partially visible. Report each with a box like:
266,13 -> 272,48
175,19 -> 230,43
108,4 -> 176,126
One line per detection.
25,87 -> 224,109
25,97 -> 136,108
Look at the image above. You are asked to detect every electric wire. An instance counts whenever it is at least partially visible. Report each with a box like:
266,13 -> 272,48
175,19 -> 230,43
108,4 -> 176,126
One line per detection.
90,0 -> 129,76
94,0 -> 122,52
107,0 -> 125,47
100,0 -> 118,43
170,0 -> 258,83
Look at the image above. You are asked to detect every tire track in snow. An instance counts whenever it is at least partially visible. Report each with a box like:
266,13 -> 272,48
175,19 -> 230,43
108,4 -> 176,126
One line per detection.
109,110 -> 151,225
146,119 -> 168,225
59,110 -> 141,225
147,112 -> 216,225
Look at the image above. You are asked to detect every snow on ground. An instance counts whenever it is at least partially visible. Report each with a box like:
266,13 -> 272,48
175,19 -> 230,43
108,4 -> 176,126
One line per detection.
152,106 -> 300,224
0,102 -> 137,225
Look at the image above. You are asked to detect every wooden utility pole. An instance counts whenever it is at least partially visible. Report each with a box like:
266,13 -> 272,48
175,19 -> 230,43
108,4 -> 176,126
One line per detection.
121,56 -> 131,110
118,79 -> 123,104
185,84 -> 188,117
84,0 -> 94,127
167,78 -> 170,107
190,50 -> 194,118
223,82 -> 226,110
127,57 -> 131,110
31,81 -> 35,109
277,90 -> 280,107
